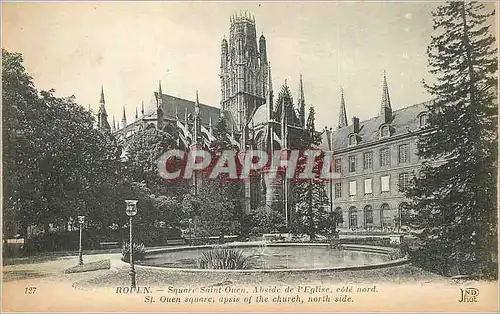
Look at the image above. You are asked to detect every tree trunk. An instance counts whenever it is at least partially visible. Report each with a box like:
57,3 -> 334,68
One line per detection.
308,180 -> 314,241
219,231 -> 224,244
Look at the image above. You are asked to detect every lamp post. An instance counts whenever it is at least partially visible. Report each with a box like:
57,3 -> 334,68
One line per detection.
188,218 -> 193,246
77,215 -> 85,266
125,200 -> 138,289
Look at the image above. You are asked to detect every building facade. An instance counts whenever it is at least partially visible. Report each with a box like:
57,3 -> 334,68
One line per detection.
320,74 -> 431,232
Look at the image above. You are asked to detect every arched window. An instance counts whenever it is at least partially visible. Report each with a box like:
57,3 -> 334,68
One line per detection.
348,134 -> 357,146
380,125 -> 390,138
364,205 -> 373,225
349,207 -> 357,229
380,203 -> 391,228
419,114 -> 429,127
334,207 -> 343,227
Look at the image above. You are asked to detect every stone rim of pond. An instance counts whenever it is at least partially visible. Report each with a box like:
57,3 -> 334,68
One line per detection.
129,243 -> 409,273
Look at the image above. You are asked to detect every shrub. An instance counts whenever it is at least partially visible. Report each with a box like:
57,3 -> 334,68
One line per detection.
243,206 -> 286,237
121,242 -> 145,262
196,247 -> 249,269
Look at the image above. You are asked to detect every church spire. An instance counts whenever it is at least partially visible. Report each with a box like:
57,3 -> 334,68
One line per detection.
194,90 -> 200,117
122,106 -> 127,128
380,70 -> 392,114
298,74 -> 305,104
135,107 -> 138,120
267,62 -> 274,120
298,74 -> 306,128
112,115 -> 116,132
157,80 -> 164,129
157,80 -> 163,107
337,87 -> 348,129
194,90 -> 200,145
380,70 -> 393,122
141,101 -> 145,117
97,86 -> 110,132
100,85 -> 105,104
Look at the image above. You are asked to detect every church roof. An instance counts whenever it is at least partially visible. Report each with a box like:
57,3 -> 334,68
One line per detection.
145,92 -> 221,126
321,101 -> 430,152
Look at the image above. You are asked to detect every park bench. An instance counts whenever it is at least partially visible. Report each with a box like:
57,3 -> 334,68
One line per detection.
99,241 -> 120,249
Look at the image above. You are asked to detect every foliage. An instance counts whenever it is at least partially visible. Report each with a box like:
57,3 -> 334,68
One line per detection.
404,2 -> 498,278
318,211 -> 343,240
291,106 -> 331,240
196,247 -> 249,269
182,175 -> 243,241
121,241 -> 146,262
2,49 -> 124,239
244,206 -> 286,236
181,117 -> 244,241
290,179 -> 330,241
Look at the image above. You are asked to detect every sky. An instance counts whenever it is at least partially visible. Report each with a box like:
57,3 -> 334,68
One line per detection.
2,1 -> 495,129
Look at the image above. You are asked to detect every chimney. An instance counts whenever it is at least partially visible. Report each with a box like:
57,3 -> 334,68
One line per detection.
353,117 -> 360,134
384,106 -> 393,123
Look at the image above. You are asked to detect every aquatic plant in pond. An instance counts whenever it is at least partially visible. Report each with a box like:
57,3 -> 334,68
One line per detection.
196,247 -> 249,269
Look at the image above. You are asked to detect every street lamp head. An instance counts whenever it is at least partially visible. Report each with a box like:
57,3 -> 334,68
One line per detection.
125,200 -> 139,216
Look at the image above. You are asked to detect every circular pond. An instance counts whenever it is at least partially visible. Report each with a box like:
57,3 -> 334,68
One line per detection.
136,244 -> 394,270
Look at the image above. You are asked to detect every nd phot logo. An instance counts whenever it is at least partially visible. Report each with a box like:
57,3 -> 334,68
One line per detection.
458,287 -> 479,303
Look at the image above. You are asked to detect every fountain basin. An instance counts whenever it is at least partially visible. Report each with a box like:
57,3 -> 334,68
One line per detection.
135,242 -> 408,273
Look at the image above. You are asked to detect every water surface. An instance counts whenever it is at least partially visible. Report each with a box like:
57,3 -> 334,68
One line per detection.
138,245 -> 390,269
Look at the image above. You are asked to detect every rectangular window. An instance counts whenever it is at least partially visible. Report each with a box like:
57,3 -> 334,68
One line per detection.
349,180 -> 357,196
381,175 -> 390,192
398,144 -> 409,164
363,152 -> 373,169
334,158 -> 342,173
398,172 -> 411,191
334,183 -> 342,198
349,155 -> 356,172
380,147 -> 390,167
364,178 -> 373,194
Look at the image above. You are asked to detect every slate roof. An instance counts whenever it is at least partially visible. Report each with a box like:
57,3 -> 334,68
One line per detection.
321,101 -> 431,152
144,92 -> 221,126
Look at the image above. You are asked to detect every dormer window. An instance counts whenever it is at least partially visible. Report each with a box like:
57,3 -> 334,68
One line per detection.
419,114 -> 429,127
380,125 -> 390,138
348,134 -> 357,146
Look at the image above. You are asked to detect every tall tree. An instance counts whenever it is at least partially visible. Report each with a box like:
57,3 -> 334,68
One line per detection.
2,49 -> 125,238
291,107 -> 330,240
404,2 -> 498,278
182,117 -> 243,242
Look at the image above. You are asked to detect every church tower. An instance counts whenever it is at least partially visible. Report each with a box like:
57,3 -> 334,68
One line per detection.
97,86 -> 111,132
220,12 -> 269,147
